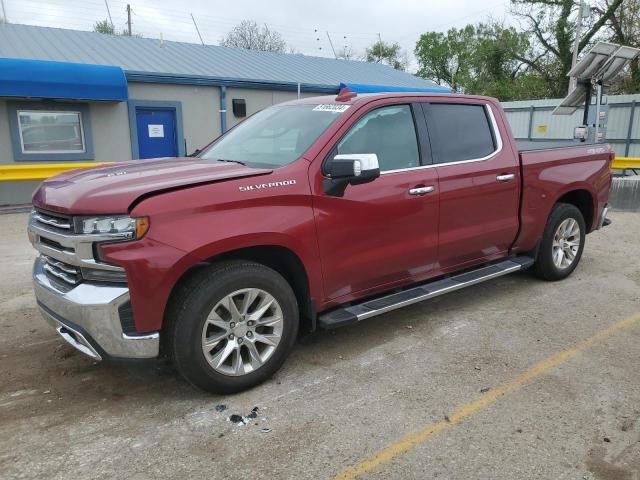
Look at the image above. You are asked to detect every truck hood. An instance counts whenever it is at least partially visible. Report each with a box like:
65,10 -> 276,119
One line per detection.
32,157 -> 273,214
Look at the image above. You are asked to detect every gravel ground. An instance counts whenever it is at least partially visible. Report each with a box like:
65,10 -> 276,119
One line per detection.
1,211 -> 639,480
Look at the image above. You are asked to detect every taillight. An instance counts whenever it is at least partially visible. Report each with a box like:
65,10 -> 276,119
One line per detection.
609,151 -> 616,163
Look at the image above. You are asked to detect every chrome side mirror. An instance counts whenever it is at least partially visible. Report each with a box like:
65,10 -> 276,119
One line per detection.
324,154 -> 380,196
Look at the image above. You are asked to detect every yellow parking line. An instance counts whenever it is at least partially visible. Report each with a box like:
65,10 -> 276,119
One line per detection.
333,312 -> 640,480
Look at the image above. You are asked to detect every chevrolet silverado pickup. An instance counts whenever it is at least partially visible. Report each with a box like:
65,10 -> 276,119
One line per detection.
28,90 -> 613,393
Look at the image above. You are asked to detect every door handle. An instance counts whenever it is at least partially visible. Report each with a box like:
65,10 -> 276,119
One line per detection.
496,173 -> 515,182
408,186 -> 435,196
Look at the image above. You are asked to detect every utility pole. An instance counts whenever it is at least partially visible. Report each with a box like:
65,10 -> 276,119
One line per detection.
1,0 -> 8,24
126,4 -> 132,36
191,13 -> 205,46
104,0 -> 114,30
568,0 -> 586,93
326,31 -> 337,59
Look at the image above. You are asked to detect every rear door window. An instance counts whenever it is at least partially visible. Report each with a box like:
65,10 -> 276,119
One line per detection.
425,103 -> 497,164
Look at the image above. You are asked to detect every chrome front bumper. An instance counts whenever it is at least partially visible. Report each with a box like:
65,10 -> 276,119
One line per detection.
33,257 -> 159,360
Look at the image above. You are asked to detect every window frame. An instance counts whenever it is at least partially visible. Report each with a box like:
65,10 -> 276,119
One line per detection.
16,109 -> 86,155
7,102 -> 95,162
321,103 -> 431,176
420,102 -> 503,166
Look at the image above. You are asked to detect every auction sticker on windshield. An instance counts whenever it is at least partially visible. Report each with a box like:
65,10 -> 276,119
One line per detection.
312,104 -> 350,113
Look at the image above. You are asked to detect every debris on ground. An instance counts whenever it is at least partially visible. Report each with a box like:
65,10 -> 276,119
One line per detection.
228,407 -> 260,425
229,414 -> 245,424
215,404 -> 227,412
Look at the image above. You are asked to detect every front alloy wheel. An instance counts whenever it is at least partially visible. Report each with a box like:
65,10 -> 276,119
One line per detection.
168,260 -> 299,394
202,288 -> 284,376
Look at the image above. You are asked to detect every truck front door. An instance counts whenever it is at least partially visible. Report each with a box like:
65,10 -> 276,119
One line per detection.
421,101 -> 520,270
311,102 -> 440,303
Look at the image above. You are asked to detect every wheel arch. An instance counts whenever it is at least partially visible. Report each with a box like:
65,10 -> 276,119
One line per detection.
165,244 -> 316,336
554,188 -> 596,232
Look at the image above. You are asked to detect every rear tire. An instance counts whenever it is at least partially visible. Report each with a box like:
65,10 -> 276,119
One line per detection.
533,203 -> 586,281
166,260 -> 299,394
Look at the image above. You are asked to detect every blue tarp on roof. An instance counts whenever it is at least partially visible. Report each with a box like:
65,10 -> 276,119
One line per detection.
0,58 -> 128,101
339,82 -> 450,94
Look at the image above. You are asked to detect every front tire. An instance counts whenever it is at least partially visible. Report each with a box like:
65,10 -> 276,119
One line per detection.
167,261 -> 299,394
534,203 -> 586,281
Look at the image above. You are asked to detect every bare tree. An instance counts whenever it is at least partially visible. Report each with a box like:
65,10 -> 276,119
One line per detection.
221,20 -> 287,53
336,45 -> 358,61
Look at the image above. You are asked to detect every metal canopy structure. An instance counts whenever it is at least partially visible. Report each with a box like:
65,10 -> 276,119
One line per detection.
553,42 -> 640,116
0,58 -> 128,101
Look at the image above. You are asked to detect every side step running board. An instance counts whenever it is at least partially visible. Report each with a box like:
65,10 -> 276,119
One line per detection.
318,256 -> 535,329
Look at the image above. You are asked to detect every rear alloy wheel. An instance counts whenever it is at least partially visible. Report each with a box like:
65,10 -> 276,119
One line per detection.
534,203 -> 586,281
167,261 -> 299,394
551,218 -> 581,270
201,288 -> 284,376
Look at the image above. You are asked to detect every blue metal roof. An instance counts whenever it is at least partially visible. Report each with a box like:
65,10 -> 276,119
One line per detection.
0,58 -> 128,101
339,82 -> 450,94
0,23 -> 443,93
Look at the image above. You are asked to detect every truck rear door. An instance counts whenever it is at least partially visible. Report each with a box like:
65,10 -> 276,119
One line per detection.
421,101 -> 520,270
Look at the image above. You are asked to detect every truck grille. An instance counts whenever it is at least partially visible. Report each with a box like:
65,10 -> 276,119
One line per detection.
32,210 -> 73,232
41,254 -> 82,287
29,209 -> 128,291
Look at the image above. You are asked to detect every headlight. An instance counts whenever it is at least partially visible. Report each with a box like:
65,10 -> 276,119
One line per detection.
74,215 -> 150,239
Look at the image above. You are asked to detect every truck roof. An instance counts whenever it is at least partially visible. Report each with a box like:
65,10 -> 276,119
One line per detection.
282,92 -> 500,107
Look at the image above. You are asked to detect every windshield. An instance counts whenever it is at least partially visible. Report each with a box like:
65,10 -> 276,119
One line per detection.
200,104 -> 348,168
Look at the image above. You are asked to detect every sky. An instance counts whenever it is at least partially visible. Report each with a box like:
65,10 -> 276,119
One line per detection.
1,0 -> 514,71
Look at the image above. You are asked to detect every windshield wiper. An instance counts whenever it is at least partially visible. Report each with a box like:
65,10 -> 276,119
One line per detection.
217,158 -> 247,166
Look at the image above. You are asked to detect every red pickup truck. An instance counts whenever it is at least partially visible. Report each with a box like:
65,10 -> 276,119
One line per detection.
28,91 -> 613,393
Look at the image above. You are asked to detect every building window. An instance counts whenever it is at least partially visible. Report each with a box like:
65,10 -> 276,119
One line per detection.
7,102 -> 94,162
17,110 -> 86,154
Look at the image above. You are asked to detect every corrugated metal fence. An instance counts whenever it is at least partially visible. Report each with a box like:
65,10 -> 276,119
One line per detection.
502,94 -> 640,157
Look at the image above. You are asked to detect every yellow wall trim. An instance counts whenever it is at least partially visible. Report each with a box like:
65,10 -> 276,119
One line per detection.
612,157 -> 640,170
0,162 -> 112,182
0,157 -> 638,182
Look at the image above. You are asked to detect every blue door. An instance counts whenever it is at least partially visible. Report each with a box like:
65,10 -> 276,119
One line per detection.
135,108 -> 178,159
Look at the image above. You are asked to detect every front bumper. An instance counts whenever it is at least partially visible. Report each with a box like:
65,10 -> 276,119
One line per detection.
33,257 -> 159,360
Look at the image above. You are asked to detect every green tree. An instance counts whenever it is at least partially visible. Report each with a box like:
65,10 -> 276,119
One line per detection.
93,19 -> 115,35
596,0 -> 640,92
510,0 -> 625,96
365,41 -> 408,71
415,23 -> 547,100
414,25 -> 476,92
